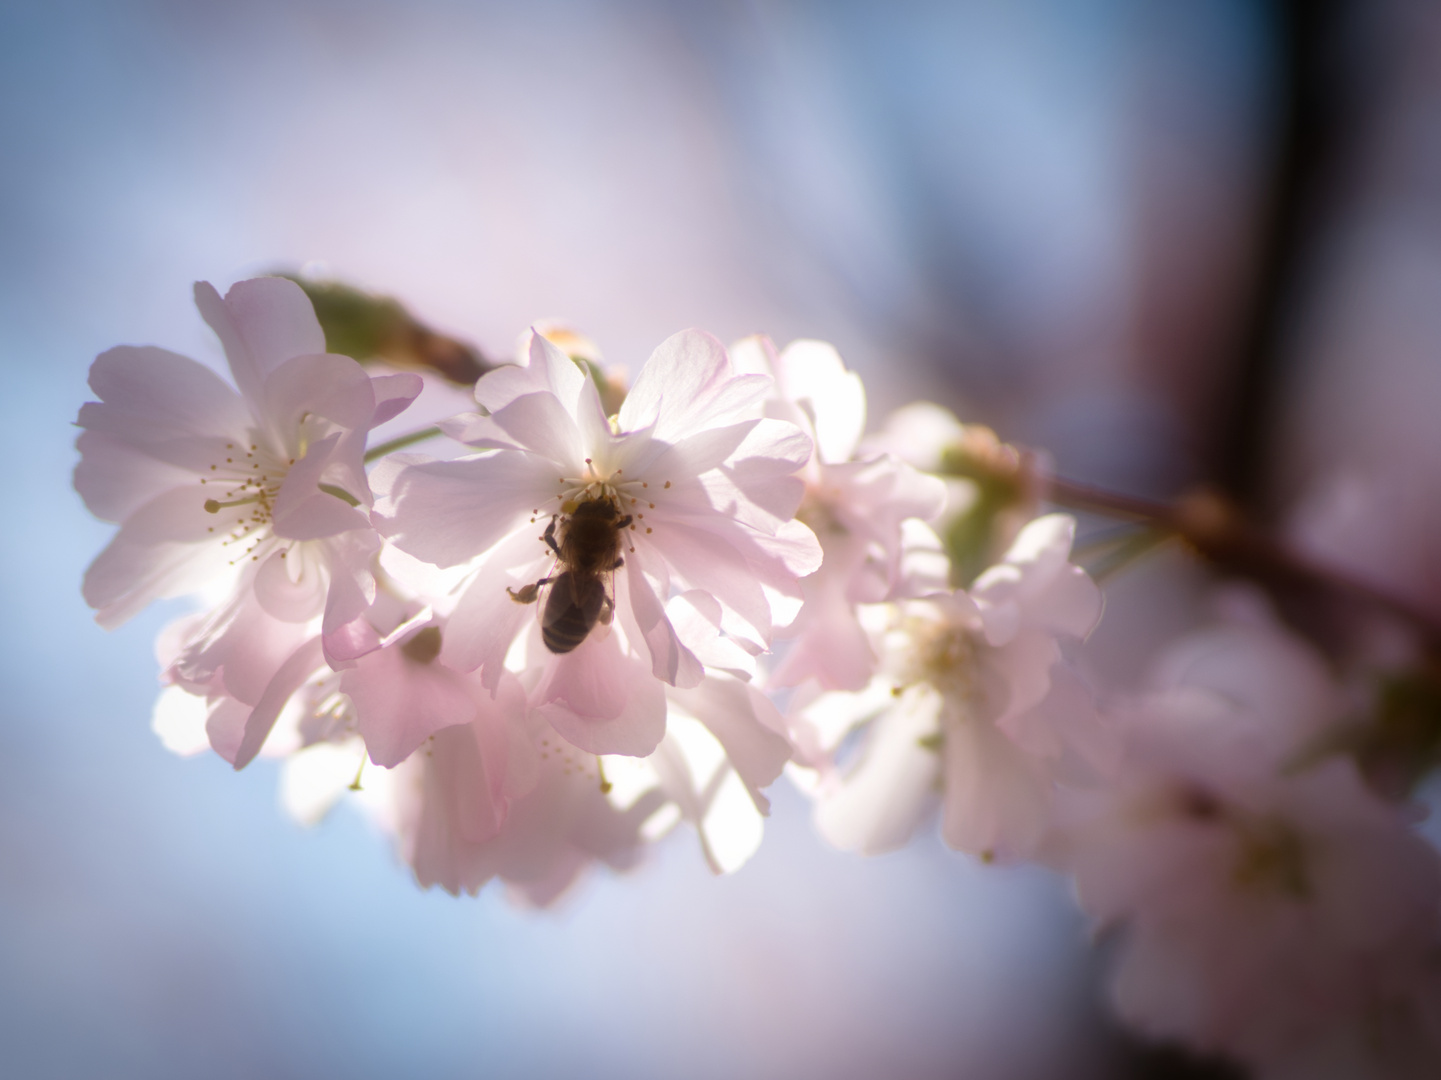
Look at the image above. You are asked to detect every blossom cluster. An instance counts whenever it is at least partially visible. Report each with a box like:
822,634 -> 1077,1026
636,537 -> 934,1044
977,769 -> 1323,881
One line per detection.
79,278 -> 1441,1075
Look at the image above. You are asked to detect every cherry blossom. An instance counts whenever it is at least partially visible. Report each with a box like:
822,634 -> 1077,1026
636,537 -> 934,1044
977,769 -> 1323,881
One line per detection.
730,335 -> 947,691
369,714 -> 658,901
76,277 -> 421,669
376,328 -> 822,756
1056,615 -> 1441,1070
797,512 -> 1109,858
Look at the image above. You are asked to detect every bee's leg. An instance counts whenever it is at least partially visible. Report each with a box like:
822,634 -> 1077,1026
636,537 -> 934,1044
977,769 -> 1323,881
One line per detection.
613,557 -> 624,569
599,594 -> 615,626
543,516 -> 562,558
617,515 -> 633,529
507,576 -> 553,604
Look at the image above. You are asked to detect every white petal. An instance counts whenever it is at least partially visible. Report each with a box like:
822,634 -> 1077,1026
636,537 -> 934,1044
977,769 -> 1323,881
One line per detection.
82,486 -> 236,627
534,631 -> 669,756
78,345 -> 248,470
485,391 -> 586,473
440,527 -> 553,684
254,548 -> 327,622
623,548 -> 704,688
194,278 -> 326,414
814,688 -> 944,855
151,685 -> 212,757
377,452 -> 558,567
618,329 -> 770,442
343,637 -> 480,768
261,352 -> 376,450
74,430 -> 199,524
668,675 -> 792,809
233,636 -> 327,769
774,339 -> 866,465
940,714 -> 1052,858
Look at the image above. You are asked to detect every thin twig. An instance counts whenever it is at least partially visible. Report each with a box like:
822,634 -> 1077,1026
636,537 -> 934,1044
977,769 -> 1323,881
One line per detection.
1046,475 -> 1441,644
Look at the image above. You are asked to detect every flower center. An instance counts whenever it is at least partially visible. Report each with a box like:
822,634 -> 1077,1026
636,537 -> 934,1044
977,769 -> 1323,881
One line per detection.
796,488 -> 849,538
200,437 -> 290,564
1232,816 -> 1311,900
555,459 -> 664,537
902,617 -> 981,704
1165,785 -> 1312,901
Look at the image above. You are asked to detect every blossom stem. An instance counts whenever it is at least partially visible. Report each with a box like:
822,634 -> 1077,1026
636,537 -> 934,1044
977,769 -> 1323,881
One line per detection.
1046,475 -> 1441,643
363,426 -> 444,463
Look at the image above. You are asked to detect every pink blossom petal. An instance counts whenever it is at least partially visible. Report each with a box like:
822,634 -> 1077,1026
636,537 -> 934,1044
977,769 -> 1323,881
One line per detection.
194,278 -> 326,414
641,521 -> 776,644
438,411 -> 529,450
1000,664 -> 1118,777
940,714 -> 1052,857
772,339 -> 866,465
318,531 -> 379,637
261,353 -> 377,448
82,486 -> 236,628
705,419 -> 814,532
79,345 -> 251,465
368,372 -> 424,426
343,633 -> 480,768
667,676 -> 792,809
440,527 -> 553,684
618,329 -> 771,442
74,430 -> 201,524
253,549 -> 326,623
205,696 -> 250,763
631,422 -> 757,487
485,391 -> 586,472
232,635 -> 327,769
743,517 -> 825,579
622,545 -> 704,687
974,514 -> 1101,641
424,717 -> 507,845
377,452 -> 562,566
171,591 -> 313,706
769,583 -> 876,691
534,631 -> 668,756
474,330 -> 587,415
271,433 -> 370,540
322,615 -> 382,668
989,628 -> 1060,721
664,590 -> 757,679
726,333 -> 779,376
814,688 -> 943,855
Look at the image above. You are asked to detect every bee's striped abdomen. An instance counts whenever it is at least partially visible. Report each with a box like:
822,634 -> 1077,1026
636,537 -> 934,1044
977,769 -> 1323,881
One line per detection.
541,571 -> 608,654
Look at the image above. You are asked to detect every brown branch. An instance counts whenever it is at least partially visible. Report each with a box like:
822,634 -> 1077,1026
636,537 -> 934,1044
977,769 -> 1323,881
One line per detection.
1046,475 -> 1441,645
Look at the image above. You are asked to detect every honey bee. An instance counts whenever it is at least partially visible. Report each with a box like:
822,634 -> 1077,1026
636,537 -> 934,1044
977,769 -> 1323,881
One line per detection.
508,498 -> 632,654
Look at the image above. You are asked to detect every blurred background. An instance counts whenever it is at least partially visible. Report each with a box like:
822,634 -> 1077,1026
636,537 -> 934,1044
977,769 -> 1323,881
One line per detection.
3,1 -> 1437,1076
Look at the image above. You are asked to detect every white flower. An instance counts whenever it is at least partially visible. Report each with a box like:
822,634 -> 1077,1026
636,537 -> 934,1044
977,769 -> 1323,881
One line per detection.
798,513 -> 1108,858
730,336 -> 947,691
389,712 -> 656,902
1056,616 -> 1441,1069
76,277 -> 422,682
376,328 -> 821,756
